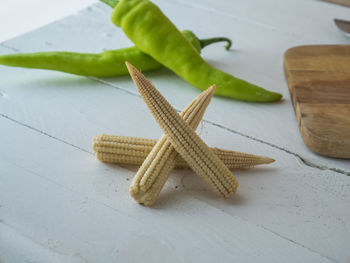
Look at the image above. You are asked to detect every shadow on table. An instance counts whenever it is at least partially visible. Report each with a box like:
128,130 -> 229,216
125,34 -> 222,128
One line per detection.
97,151 -> 277,209
152,166 -> 277,209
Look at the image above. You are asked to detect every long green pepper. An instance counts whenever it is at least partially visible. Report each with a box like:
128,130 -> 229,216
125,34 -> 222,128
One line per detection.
110,0 -> 282,102
0,30 -> 230,77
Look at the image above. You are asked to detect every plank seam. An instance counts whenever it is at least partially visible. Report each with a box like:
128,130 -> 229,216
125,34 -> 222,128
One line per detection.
257,224 -> 338,263
185,192 -> 339,263
169,0 -> 322,43
0,113 -> 92,155
205,120 -> 350,176
0,43 -> 20,52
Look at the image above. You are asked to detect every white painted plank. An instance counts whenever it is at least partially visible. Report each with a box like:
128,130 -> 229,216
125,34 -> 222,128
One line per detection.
0,116 -> 336,263
0,63 -> 162,148
0,0 -> 96,43
170,0 -> 350,43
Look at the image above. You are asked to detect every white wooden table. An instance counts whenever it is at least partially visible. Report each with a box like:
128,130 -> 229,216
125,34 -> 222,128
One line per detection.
1,0 -> 350,262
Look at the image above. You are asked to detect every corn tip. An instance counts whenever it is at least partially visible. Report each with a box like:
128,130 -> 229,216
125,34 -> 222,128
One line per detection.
208,84 -> 216,95
263,157 -> 275,164
126,61 -> 142,82
129,184 -> 139,198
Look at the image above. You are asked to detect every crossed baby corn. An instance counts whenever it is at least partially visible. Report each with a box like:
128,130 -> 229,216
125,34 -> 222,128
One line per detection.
125,62 -> 239,203
129,83 -> 217,205
93,62 -> 275,206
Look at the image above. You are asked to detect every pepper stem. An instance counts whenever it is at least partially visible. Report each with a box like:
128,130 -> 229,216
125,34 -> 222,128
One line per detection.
199,37 -> 232,51
100,0 -> 119,8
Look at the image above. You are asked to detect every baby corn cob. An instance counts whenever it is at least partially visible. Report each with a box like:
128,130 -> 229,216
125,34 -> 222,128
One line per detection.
93,135 -> 275,169
93,135 -> 155,166
126,62 -> 238,199
129,84 -> 216,205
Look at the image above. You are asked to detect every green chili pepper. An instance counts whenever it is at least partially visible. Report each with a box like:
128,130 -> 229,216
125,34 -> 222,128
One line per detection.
109,0 -> 282,102
0,30 -> 231,78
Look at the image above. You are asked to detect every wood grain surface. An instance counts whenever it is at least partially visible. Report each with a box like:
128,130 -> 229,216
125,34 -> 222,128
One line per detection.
284,45 -> 350,158
322,0 -> 350,7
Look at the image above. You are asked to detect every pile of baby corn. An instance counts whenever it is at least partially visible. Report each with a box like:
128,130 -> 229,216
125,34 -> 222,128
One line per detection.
92,62 -> 275,206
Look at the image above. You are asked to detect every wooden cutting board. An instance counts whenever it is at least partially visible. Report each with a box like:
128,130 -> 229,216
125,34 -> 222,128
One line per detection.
321,0 -> 350,7
283,45 -> 350,159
